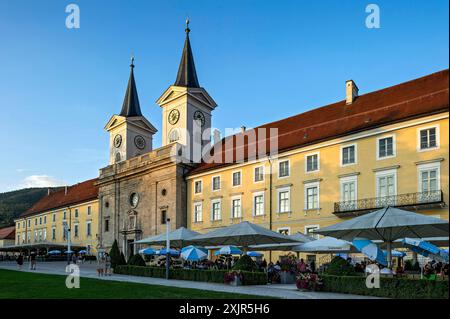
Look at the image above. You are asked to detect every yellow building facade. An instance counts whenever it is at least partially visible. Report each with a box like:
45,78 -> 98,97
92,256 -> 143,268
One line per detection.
186,70 -> 449,261
14,179 -> 100,254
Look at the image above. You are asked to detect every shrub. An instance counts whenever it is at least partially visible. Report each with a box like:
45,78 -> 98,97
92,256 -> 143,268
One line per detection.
128,254 -> 146,266
114,265 -> 267,285
404,260 -> 413,271
321,274 -> 448,299
109,240 -> 126,268
232,255 -> 257,272
324,256 -> 356,276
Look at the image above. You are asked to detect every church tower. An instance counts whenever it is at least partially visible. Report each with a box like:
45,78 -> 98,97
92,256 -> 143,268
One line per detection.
105,59 -> 157,164
156,20 -> 217,161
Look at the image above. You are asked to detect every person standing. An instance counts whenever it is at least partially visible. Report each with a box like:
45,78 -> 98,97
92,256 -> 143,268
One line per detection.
104,253 -> 112,276
30,252 -> 36,270
16,253 -> 24,270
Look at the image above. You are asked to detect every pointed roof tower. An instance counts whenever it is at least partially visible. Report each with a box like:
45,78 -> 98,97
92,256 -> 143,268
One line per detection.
119,57 -> 143,117
174,19 -> 200,88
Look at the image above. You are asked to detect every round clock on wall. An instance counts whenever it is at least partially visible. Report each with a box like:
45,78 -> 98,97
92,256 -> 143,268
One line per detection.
168,108 -> 180,125
114,134 -> 122,148
193,110 -> 205,127
134,135 -> 146,150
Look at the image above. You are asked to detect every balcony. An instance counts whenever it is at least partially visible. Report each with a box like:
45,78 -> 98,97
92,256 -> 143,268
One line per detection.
334,190 -> 445,217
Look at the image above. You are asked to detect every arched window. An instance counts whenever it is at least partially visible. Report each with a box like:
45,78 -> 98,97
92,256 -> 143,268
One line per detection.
169,129 -> 180,143
115,152 -> 121,163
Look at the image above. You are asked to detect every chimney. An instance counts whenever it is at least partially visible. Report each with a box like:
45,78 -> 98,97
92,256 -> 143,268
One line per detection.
64,186 -> 68,195
346,80 -> 359,105
213,129 -> 221,145
240,126 -> 246,133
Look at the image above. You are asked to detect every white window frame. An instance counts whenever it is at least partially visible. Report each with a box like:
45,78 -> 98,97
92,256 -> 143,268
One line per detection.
87,206 -> 92,215
277,227 -> 291,236
194,179 -> 203,194
376,134 -> 396,160
231,170 -> 242,188
304,181 -> 320,210
277,186 -> 291,214
211,175 -> 221,192
86,221 -> 92,237
230,195 -> 243,219
375,169 -> 398,207
417,162 -> 441,193
278,159 -> 290,179
340,144 -> 357,167
305,152 -> 320,173
417,124 -> 440,152
252,191 -> 265,216
254,165 -> 265,183
193,201 -> 203,223
211,199 -> 222,221
304,225 -> 320,240
339,175 -> 358,202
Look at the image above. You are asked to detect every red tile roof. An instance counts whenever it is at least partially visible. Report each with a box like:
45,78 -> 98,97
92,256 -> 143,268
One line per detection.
0,226 -> 15,240
189,69 -> 449,176
20,178 -> 99,218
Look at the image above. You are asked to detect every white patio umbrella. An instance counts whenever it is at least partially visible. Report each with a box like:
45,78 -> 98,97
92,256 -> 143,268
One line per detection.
314,206 -> 449,267
135,227 -> 201,249
292,236 -> 356,253
190,221 -> 298,249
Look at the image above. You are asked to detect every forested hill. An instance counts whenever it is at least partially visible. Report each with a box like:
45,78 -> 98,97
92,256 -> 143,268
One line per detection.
0,188 -> 61,228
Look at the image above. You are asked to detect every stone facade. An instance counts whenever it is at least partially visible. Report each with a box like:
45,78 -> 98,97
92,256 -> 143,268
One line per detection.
96,144 -> 194,256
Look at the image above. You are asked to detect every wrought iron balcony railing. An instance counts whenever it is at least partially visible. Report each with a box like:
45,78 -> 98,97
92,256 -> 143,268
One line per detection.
334,190 -> 444,216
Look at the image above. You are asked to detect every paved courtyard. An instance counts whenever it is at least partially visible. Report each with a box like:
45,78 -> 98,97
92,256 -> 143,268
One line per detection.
0,261 -> 377,299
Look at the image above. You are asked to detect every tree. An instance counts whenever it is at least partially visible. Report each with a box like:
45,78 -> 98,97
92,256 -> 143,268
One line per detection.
232,254 -> 257,272
109,240 -> 126,268
324,256 -> 356,276
128,253 -> 146,266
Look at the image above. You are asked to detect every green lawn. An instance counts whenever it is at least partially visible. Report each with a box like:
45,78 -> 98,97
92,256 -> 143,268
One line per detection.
0,269 -> 270,299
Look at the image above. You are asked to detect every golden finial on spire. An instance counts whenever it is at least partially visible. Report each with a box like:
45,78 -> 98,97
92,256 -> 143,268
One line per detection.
185,17 -> 190,34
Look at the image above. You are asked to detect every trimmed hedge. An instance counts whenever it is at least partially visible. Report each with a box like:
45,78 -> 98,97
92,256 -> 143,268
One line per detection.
321,274 -> 449,299
114,265 -> 267,286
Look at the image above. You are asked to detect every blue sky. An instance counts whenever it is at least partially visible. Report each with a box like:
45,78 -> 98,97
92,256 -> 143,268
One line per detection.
0,0 -> 448,192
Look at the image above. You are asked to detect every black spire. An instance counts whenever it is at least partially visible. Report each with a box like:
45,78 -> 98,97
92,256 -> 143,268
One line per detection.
174,19 -> 200,88
119,57 -> 143,117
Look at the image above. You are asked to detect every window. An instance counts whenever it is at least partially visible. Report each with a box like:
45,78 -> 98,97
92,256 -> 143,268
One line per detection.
278,227 -> 290,236
305,184 -> 319,210
376,169 -> 397,206
193,202 -> 203,223
43,229 -> 46,241
342,145 -> 356,165
418,162 -> 441,199
17,222 -> 20,230
34,230 -> 37,242
419,127 -> 438,150
21,232 -> 25,243
211,200 -> 221,221
232,171 -> 241,187
305,225 -> 320,240
231,197 -> 242,218
169,128 -> 180,143
52,214 -> 56,222
39,217 -> 42,225
17,234 -> 20,244
63,227 -> 67,240
74,224 -> 79,238
254,166 -> 264,182
340,177 -> 357,203
212,176 -> 221,191
378,136 -> 395,159
86,222 -> 92,236
27,220 -> 30,227
306,154 -> 319,172
38,230 -> 42,242
87,206 -> 92,215
43,216 -> 46,224
63,211 -> 67,220
104,219 -> 110,232
253,193 -> 265,216
279,160 -> 290,178
52,227 -> 56,240
161,210 -> 167,224
35,219 -> 37,226
278,188 -> 290,213
22,221 -> 25,228
75,209 -> 79,218
194,180 -> 202,194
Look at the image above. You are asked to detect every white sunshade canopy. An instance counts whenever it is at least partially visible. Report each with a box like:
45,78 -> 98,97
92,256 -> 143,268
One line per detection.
190,221 -> 299,247
292,236 -> 356,253
135,227 -> 200,248
315,206 -> 449,242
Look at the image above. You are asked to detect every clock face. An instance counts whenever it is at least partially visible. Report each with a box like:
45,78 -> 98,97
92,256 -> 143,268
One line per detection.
114,134 -> 122,148
134,135 -> 146,150
130,193 -> 139,208
168,109 -> 180,125
193,110 -> 205,127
